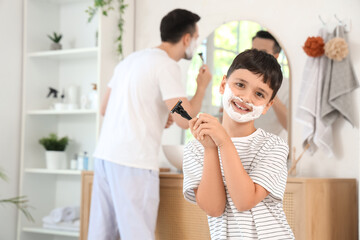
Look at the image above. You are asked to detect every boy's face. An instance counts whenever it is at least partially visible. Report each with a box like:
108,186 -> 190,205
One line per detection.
219,69 -> 274,116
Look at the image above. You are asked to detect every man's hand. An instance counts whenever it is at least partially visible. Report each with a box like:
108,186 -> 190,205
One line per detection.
196,65 -> 212,92
164,114 -> 174,129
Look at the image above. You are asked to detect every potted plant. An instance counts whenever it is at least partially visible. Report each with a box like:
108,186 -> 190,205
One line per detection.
39,133 -> 69,169
47,32 -> 63,50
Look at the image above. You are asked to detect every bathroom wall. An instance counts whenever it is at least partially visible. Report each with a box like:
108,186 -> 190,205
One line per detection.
134,0 -> 360,179
0,0 -> 23,239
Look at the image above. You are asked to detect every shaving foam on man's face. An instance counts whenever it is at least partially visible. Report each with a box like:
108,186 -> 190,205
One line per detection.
222,83 -> 266,123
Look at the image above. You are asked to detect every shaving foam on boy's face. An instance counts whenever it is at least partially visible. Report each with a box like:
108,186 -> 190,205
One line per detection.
222,83 -> 265,123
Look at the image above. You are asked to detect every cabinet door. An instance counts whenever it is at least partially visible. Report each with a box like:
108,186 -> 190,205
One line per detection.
80,171 -> 94,240
284,182 -> 305,240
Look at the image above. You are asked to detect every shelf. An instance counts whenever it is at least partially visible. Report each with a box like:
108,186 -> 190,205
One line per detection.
22,227 -> 79,237
28,47 -> 98,60
48,0 -> 90,4
27,109 -> 97,115
25,168 -> 82,175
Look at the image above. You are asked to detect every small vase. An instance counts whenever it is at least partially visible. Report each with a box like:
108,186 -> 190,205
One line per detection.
45,151 -> 67,169
51,43 -> 62,50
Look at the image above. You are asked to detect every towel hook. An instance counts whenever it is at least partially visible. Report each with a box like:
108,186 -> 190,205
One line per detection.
334,14 -> 351,33
318,15 -> 326,26
334,14 -> 344,25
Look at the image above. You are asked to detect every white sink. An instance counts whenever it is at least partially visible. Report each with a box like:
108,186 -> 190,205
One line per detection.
162,145 -> 184,171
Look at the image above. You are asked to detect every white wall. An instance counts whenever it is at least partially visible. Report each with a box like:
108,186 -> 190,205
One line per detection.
0,0 -> 23,239
136,0 -> 360,178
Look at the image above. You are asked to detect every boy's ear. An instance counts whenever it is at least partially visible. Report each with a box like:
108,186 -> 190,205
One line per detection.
219,75 -> 227,94
262,99 -> 274,115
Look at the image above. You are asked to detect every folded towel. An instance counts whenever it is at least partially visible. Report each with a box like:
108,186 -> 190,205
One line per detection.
43,219 -> 80,232
296,28 -> 335,157
48,207 -> 68,223
43,206 -> 80,224
321,25 -> 359,126
62,206 -> 80,222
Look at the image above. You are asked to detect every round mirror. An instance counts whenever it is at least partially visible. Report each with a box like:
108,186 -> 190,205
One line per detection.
185,20 -> 290,142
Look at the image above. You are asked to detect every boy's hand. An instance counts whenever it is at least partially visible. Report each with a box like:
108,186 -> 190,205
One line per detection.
189,116 -> 217,149
192,113 -> 231,147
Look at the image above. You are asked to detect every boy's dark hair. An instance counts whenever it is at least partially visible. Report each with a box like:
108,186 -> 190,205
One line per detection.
226,49 -> 283,101
252,30 -> 281,54
160,9 -> 200,43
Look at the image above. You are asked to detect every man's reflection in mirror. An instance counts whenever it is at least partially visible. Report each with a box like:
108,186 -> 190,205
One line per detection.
252,30 -> 288,140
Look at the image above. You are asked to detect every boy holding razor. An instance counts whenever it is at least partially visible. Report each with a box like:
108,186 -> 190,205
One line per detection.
183,49 -> 294,239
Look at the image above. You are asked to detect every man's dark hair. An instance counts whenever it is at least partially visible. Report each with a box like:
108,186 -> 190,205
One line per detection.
226,49 -> 283,101
160,9 -> 200,43
252,30 -> 281,54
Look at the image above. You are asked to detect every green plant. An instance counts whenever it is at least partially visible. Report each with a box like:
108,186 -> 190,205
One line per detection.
47,32 -> 63,43
39,133 -> 69,151
86,0 -> 128,57
0,168 -> 34,222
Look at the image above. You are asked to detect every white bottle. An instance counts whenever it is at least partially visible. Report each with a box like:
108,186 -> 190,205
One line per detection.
70,154 -> 78,170
88,83 -> 98,110
77,153 -> 84,170
67,85 -> 79,109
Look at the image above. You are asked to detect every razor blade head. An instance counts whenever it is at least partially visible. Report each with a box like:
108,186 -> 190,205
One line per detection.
170,99 -> 183,113
198,52 -> 204,62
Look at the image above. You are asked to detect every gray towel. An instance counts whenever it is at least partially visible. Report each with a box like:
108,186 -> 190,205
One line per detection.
296,28 -> 335,157
321,25 -> 359,126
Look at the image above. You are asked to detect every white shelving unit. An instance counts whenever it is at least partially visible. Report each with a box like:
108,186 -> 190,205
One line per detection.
18,0 -> 102,239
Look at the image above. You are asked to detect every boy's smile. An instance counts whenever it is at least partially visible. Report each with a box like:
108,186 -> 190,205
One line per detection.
232,99 -> 252,113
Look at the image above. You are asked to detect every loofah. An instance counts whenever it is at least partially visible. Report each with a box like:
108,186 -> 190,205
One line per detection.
324,37 -> 349,61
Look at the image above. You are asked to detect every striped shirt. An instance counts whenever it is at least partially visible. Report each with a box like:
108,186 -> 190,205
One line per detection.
183,128 -> 294,240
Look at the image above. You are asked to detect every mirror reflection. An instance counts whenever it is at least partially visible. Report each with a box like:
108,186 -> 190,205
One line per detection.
186,20 -> 290,142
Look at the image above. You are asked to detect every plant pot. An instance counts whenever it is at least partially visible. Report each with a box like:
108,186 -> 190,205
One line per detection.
45,151 -> 67,169
50,43 -> 62,50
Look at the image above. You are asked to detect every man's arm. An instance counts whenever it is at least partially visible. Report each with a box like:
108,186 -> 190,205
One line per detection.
165,65 -> 211,129
100,87 -> 112,116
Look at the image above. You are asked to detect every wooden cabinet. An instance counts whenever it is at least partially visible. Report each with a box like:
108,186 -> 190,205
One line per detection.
80,173 -> 357,240
284,178 -> 357,240
80,171 -> 94,240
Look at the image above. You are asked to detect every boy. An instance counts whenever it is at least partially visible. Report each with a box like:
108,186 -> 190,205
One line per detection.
183,49 -> 294,239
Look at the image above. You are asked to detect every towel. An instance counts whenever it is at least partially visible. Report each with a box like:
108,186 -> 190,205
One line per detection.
43,219 -> 80,232
62,206 -> 80,222
321,25 -> 359,126
296,28 -> 335,157
43,206 -> 80,223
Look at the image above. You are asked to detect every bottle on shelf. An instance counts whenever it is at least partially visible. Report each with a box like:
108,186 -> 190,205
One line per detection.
70,154 -> 78,170
88,83 -> 98,110
77,153 -> 83,170
83,152 -> 89,170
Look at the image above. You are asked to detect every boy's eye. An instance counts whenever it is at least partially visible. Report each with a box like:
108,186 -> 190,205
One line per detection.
255,92 -> 264,98
236,83 -> 245,88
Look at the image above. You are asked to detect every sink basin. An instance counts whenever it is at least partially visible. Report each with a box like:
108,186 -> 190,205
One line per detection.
162,145 -> 184,171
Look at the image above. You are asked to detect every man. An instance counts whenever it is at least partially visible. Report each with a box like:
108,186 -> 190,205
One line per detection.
88,9 -> 211,240
252,30 -> 288,137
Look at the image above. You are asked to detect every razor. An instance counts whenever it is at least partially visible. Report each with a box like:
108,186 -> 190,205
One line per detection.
170,99 -> 192,120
